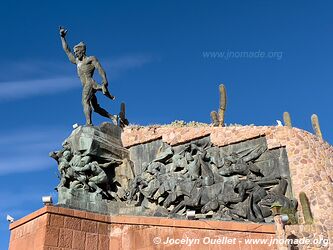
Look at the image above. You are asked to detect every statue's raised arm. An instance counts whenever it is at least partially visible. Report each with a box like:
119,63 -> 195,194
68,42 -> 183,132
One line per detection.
59,26 -> 76,64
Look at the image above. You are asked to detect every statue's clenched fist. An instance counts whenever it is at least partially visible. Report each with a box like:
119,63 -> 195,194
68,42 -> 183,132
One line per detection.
59,26 -> 67,37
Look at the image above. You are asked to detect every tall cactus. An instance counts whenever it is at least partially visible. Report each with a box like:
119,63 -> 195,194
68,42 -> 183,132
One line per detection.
311,114 -> 322,139
210,111 -> 219,127
299,192 -> 313,224
283,111 -> 292,128
119,102 -> 129,128
211,84 -> 227,127
218,84 -> 227,126
120,102 -> 126,120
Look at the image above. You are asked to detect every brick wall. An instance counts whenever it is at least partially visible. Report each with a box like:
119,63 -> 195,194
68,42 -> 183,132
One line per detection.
9,206 -> 110,250
9,206 -> 276,250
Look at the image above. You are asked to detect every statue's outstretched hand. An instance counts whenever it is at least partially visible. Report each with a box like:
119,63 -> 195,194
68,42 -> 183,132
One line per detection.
59,26 -> 68,37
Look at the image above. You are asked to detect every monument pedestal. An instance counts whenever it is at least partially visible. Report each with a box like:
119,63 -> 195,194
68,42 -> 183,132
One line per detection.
8,205 -> 276,250
10,125 -> 333,249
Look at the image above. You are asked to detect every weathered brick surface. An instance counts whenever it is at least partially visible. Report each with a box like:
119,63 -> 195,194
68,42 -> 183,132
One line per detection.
98,234 -> 109,249
8,206 -> 276,250
58,228 -> 73,248
72,230 -> 86,250
85,233 -> 98,249
49,214 -> 64,228
64,216 -> 81,230
97,222 -> 109,235
44,226 -> 59,247
8,206 -> 111,250
81,220 -> 97,233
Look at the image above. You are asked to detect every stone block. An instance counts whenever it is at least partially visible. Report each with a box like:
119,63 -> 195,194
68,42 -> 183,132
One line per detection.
49,214 -> 64,228
72,230 -> 86,250
81,220 -> 97,233
44,226 -> 59,247
85,233 -> 98,250
98,235 -> 109,250
58,228 -> 73,248
64,216 -> 81,230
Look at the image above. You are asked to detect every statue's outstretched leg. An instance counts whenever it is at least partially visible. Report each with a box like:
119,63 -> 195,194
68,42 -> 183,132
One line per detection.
91,94 -> 117,125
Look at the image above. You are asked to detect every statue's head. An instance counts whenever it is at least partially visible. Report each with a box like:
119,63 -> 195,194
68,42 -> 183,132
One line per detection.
79,155 -> 91,167
62,150 -> 71,161
74,42 -> 86,60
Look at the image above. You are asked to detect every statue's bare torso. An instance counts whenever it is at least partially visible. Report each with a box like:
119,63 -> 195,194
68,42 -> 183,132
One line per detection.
77,57 -> 98,88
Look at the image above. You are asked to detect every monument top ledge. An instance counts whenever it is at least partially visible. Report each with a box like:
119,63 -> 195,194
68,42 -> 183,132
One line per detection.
121,123 -> 328,149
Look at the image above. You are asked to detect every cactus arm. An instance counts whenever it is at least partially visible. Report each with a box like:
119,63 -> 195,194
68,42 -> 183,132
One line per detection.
210,111 -> 219,127
283,112 -> 292,128
311,114 -> 323,139
299,192 -> 313,224
218,84 -> 227,126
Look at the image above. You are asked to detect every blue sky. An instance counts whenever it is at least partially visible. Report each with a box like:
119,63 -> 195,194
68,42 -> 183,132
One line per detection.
1,0 -> 333,248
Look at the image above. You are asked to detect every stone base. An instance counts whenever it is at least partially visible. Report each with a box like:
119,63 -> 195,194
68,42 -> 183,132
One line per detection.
9,205 -> 277,250
58,188 -> 111,214
57,188 -> 144,215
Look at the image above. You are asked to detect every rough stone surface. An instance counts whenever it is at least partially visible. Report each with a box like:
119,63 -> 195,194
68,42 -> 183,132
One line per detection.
122,125 -> 333,248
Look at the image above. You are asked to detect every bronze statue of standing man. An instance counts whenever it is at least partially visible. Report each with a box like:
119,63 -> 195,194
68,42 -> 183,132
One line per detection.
59,27 -> 117,126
